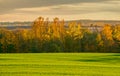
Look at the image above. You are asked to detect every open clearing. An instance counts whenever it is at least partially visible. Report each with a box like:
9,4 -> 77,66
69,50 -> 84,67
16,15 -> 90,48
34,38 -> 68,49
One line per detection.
0,53 -> 120,76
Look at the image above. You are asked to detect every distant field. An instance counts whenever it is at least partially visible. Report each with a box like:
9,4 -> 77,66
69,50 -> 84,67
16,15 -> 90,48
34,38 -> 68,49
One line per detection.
0,53 -> 120,76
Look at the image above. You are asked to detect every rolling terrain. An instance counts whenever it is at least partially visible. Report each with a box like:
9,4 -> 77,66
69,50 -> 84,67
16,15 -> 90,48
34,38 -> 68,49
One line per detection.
0,53 -> 120,76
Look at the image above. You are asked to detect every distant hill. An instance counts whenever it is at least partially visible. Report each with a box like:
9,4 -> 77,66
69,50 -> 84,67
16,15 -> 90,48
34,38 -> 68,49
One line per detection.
68,20 -> 120,26
0,20 -> 120,30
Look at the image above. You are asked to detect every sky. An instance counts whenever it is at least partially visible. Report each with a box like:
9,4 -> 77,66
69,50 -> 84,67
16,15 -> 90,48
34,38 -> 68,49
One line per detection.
0,0 -> 120,22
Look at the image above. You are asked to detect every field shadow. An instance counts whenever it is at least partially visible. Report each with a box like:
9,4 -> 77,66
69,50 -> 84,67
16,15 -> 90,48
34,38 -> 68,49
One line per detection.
75,59 -> 101,62
0,58 -> 16,60
110,54 -> 120,56
74,54 -> 120,63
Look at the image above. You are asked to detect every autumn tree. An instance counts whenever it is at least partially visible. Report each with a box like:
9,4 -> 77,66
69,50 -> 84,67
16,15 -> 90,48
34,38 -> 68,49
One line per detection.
0,17 -> 120,53
0,28 -> 18,53
44,18 -> 64,52
101,24 -> 114,52
112,25 -> 120,52
32,17 -> 48,52
96,33 -> 104,52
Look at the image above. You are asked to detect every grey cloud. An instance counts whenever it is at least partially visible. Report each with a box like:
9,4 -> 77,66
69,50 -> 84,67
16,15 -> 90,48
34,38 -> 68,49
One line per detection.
16,5 -> 120,16
0,0 -> 115,14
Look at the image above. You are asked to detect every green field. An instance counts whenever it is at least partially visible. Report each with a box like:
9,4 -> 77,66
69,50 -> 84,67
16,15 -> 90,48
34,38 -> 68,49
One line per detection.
0,53 -> 120,76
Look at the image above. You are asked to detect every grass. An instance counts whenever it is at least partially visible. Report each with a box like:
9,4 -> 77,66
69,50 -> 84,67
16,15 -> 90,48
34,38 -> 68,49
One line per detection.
0,53 -> 120,76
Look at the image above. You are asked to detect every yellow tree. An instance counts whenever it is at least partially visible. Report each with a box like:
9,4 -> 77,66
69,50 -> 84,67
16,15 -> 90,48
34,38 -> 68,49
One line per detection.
0,29 -> 18,53
112,25 -> 120,52
16,29 -> 31,52
51,17 -> 60,39
32,17 -> 44,39
32,17 -> 50,52
96,33 -> 104,52
48,18 -> 64,52
112,25 -> 120,41
102,24 -> 113,41
101,24 -> 114,52
64,22 -> 83,52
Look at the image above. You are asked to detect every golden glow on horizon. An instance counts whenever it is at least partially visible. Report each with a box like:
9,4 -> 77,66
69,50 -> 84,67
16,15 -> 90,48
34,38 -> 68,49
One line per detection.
0,12 -> 120,22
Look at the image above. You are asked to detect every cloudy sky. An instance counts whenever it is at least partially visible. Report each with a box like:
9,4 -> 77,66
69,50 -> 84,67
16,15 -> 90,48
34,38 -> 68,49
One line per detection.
0,0 -> 120,22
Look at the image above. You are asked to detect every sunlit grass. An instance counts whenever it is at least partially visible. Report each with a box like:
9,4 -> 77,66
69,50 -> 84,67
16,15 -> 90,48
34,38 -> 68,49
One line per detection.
0,53 -> 120,76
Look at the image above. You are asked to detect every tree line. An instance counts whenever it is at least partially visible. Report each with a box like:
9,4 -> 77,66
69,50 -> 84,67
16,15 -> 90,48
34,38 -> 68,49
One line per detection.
0,17 -> 120,53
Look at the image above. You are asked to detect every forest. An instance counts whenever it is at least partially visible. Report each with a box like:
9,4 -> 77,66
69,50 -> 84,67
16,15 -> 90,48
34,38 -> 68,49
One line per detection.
0,17 -> 120,53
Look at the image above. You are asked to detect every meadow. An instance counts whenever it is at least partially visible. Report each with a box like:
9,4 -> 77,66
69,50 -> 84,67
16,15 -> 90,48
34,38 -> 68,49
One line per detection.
0,53 -> 120,76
